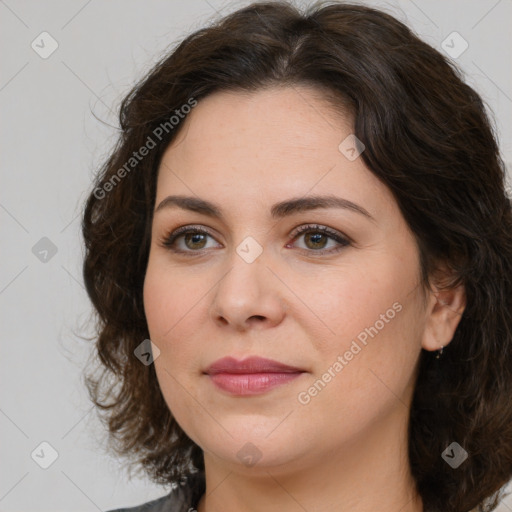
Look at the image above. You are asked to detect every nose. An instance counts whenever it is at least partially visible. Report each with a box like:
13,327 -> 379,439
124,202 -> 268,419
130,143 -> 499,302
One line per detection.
209,248 -> 287,331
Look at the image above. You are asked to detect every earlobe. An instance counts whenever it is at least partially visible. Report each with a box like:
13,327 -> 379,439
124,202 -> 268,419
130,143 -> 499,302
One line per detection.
421,282 -> 466,352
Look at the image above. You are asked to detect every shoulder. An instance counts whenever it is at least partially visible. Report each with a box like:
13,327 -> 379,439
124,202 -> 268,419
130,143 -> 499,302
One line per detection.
106,491 -> 174,512
106,472 -> 205,512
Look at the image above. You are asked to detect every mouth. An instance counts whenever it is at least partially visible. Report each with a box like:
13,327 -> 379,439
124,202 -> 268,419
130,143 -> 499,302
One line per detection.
204,356 -> 306,396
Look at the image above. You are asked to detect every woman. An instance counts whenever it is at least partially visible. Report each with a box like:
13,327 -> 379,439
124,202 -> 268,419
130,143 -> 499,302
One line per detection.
81,1 -> 512,511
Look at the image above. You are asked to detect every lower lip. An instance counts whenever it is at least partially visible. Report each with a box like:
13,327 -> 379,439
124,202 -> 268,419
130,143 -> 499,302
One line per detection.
207,372 -> 304,395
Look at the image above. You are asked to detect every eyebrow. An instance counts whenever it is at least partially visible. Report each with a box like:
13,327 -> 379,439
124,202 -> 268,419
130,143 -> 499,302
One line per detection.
154,194 -> 375,222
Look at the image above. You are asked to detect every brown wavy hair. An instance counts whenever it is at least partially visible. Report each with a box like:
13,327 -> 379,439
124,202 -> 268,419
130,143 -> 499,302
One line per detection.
81,2 -> 512,511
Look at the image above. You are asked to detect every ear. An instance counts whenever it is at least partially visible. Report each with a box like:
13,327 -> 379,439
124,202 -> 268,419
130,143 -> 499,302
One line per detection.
421,274 -> 466,352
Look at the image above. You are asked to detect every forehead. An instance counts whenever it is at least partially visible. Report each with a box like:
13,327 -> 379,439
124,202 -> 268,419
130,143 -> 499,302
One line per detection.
167,86 -> 351,159
155,86 -> 397,222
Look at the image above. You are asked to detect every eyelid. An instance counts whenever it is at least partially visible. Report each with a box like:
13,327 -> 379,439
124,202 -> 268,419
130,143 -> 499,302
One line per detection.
286,224 -> 351,255
158,224 -> 220,249
158,223 -> 351,255
289,223 -> 353,244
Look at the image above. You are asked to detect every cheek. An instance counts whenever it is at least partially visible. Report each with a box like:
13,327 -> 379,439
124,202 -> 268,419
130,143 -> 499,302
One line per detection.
303,256 -> 423,389
297,264 -> 400,348
143,261 -> 203,437
295,294 -> 421,442
143,254 -> 206,378
143,254 -> 201,341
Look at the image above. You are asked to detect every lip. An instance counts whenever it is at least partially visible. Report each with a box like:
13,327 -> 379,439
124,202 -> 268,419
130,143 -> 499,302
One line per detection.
204,356 -> 306,396
205,356 -> 304,375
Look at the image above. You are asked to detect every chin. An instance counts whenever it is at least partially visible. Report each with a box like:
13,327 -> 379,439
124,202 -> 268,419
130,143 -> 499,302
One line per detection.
198,427 -> 312,472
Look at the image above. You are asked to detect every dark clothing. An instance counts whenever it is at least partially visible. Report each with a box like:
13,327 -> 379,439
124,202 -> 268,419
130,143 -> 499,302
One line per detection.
107,472 -> 205,512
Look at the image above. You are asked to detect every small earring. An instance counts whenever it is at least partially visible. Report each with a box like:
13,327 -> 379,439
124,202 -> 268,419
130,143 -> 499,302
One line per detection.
435,346 -> 444,359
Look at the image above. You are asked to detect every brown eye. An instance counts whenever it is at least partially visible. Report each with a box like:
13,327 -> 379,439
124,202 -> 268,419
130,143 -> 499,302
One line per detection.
160,226 -> 219,254
159,223 -> 350,256
303,232 -> 329,250
288,224 -> 351,255
182,232 -> 208,250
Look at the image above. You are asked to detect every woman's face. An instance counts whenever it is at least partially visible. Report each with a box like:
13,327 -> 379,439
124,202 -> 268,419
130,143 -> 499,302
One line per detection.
143,86 -> 438,473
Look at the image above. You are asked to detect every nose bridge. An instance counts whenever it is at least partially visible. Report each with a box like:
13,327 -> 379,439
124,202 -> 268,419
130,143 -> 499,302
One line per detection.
217,239 -> 270,307
209,237 -> 286,328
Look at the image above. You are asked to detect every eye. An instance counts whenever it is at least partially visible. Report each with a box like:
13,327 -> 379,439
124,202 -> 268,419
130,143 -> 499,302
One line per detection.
287,224 -> 351,255
158,223 -> 351,256
159,225 -> 219,254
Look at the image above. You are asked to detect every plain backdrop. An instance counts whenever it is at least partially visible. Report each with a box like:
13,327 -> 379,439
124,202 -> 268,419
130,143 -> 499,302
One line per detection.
1,1 -> 511,511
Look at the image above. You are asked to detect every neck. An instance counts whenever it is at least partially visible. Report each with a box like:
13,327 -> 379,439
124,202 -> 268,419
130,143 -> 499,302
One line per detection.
196,403 -> 423,512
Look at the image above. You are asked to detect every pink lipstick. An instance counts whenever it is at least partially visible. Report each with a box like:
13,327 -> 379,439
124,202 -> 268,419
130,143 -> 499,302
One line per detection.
204,356 -> 305,395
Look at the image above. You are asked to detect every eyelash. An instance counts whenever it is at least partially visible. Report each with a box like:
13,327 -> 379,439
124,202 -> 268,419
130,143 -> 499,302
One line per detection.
158,223 -> 351,256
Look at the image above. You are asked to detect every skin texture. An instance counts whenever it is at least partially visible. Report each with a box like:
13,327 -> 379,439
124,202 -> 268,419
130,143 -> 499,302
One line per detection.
143,86 -> 466,512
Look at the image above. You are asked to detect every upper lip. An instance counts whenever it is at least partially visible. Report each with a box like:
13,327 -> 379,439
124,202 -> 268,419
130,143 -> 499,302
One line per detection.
205,356 -> 304,375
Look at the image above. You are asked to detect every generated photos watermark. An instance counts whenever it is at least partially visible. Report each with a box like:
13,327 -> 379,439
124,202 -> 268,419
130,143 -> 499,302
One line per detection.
93,97 -> 198,200
297,301 -> 403,405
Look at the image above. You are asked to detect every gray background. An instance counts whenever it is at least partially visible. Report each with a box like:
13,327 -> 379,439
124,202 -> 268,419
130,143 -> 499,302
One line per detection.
1,0 -> 511,511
